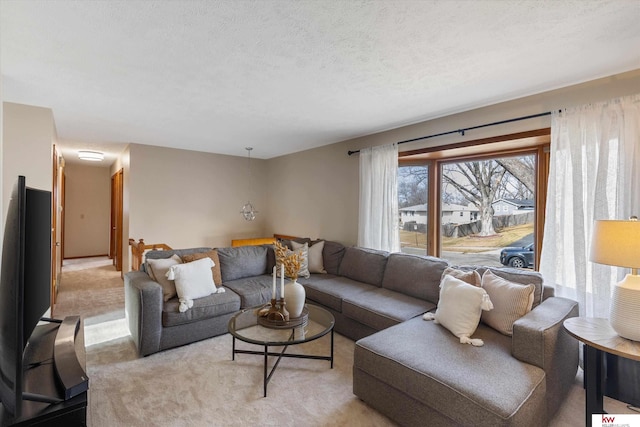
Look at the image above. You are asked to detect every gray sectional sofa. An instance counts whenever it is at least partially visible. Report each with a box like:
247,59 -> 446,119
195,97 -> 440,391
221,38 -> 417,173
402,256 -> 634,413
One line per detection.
124,239 -> 579,426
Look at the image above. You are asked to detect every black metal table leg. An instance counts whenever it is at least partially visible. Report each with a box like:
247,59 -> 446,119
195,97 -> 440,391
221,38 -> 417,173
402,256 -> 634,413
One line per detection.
584,344 -> 605,427
330,329 -> 334,369
263,345 -> 268,398
232,336 -> 236,361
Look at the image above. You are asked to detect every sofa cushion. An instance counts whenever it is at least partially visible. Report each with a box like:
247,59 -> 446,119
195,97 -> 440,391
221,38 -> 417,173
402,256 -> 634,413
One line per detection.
299,275 -> 376,313
222,274 -> 274,308
321,240 -> 346,275
217,245 -> 268,282
381,253 -> 448,303
180,249 -> 223,286
481,269 -> 535,336
354,317 -> 546,426
342,288 -> 435,331
338,246 -> 389,287
162,287 -> 241,327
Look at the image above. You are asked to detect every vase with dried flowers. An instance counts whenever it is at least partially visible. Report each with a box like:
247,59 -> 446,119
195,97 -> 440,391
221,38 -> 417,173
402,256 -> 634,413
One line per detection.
274,241 -> 306,318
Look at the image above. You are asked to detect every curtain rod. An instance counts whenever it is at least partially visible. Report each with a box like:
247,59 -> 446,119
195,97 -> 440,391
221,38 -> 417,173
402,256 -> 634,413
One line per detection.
347,111 -> 552,156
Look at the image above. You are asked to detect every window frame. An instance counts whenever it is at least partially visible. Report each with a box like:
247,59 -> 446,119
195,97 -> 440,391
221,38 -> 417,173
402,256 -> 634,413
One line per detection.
398,129 -> 550,270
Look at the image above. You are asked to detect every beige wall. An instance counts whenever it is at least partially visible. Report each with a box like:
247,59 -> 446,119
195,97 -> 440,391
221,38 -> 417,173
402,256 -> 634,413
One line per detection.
2,102 -> 54,219
127,143 -> 268,255
265,142 -> 359,243
63,162 -> 111,258
265,70 -> 640,245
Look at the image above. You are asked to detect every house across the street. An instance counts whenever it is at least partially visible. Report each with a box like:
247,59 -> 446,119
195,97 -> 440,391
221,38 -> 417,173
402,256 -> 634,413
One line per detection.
491,198 -> 534,216
400,203 -> 479,226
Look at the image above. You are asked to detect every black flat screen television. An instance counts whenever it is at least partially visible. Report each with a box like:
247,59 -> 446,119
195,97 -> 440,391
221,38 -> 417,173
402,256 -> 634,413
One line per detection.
0,176 -> 52,417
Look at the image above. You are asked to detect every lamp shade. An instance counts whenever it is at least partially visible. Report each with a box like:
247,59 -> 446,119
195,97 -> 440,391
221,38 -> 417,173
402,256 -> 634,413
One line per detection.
590,219 -> 640,269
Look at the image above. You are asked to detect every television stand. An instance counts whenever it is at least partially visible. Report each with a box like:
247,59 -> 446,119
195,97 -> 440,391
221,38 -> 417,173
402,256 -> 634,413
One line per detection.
0,316 -> 88,426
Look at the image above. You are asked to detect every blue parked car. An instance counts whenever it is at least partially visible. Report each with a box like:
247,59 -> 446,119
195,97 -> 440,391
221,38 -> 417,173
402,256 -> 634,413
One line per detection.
500,243 -> 534,268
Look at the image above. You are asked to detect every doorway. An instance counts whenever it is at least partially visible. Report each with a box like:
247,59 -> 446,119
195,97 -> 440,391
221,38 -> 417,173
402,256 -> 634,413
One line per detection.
110,169 -> 124,273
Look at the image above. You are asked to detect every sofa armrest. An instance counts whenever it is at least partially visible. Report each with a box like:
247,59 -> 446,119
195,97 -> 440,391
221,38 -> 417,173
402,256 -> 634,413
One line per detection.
124,271 -> 164,357
512,296 -> 579,418
512,296 -> 578,368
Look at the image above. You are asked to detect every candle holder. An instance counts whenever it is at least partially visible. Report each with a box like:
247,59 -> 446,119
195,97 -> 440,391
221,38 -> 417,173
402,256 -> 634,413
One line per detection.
264,298 -> 289,322
265,299 -> 283,321
277,298 -> 289,322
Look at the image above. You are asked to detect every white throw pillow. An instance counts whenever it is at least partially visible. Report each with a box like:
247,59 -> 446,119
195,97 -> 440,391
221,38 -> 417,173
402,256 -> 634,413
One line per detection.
292,240 -> 326,274
147,255 -> 182,302
423,275 -> 493,346
480,269 -> 535,336
167,257 -> 225,312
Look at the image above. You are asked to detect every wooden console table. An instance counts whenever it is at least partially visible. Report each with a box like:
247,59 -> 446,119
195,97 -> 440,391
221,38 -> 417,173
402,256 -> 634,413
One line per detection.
563,317 -> 640,427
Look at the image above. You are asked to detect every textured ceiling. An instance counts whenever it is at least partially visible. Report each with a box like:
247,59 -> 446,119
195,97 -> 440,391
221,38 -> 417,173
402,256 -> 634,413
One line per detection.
2,0 -> 640,161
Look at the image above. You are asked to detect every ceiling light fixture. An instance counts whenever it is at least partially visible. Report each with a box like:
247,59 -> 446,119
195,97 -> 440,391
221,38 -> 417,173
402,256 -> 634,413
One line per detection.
240,147 -> 258,221
78,150 -> 104,162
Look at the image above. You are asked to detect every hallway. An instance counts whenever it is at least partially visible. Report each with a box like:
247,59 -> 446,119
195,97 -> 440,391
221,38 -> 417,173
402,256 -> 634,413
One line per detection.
54,256 -> 130,347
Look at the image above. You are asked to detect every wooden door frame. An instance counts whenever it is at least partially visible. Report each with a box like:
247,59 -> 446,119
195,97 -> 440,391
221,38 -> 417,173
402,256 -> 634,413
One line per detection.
61,171 -> 66,260
111,169 -> 124,272
51,145 -> 65,312
110,174 -> 116,261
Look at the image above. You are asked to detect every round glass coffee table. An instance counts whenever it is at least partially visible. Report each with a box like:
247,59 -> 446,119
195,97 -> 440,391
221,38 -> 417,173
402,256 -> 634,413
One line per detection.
228,303 -> 335,397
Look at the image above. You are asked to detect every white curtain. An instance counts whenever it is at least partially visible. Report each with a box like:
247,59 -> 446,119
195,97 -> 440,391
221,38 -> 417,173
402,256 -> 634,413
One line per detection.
540,93 -> 640,317
358,143 -> 400,252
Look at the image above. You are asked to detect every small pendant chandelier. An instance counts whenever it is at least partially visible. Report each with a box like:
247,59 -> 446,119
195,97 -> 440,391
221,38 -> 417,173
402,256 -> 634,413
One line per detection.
240,147 -> 258,221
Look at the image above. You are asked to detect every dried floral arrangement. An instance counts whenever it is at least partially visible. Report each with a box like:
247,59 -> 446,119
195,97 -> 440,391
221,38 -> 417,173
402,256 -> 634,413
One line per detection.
274,240 -> 302,280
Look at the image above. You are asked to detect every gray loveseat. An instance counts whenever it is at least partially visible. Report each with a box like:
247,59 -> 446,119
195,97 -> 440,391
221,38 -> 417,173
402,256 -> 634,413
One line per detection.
125,245 -> 277,357
124,239 -> 578,426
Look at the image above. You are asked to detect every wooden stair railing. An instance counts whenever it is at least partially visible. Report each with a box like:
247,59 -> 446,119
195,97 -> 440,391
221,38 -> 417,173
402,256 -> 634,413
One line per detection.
129,238 -> 172,271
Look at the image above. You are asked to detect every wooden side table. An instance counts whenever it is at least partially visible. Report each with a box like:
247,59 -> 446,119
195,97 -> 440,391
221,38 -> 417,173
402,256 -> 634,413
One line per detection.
563,317 -> 640,427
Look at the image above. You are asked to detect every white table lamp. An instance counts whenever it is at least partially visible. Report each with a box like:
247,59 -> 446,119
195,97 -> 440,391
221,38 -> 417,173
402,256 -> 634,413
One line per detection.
590,219 -> 640,341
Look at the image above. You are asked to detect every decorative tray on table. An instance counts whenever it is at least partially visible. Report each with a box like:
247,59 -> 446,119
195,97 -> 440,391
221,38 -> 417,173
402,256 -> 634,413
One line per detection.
257,306 -> 309,329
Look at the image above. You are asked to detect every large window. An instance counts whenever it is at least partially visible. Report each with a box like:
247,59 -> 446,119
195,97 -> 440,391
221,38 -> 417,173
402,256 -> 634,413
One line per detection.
398,129 -> 549,270
440,153 -> 535,268
398,165 -> 428,254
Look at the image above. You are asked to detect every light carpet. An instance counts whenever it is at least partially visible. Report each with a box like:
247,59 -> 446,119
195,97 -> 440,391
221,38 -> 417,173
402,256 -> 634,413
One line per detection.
54,257 -> 635,426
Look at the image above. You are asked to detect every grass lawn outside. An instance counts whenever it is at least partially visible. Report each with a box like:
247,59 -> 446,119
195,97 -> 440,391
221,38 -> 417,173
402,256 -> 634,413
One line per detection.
400,222 -> 534,253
